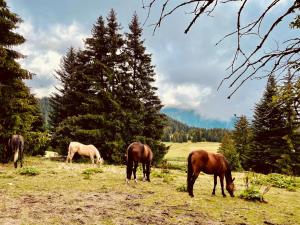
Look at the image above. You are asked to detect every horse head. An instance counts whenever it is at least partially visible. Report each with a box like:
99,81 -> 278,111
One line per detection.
226,177 -> 235,197
97,157 -> 104,165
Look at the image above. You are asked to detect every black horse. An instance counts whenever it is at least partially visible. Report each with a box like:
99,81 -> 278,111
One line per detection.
126,142 -> 153,183
8,134 -> 24,168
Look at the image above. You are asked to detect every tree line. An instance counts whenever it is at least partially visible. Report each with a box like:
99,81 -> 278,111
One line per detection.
162,116 -> 229,143
219,74 -> 300,175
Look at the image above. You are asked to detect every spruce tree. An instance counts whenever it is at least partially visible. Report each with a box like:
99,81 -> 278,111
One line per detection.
0,0 -> 45,161
125,13 -> 167,162
250,76 -> 288,173
50,47 -> 78,129
50,10 -> 168,164
276,73 -> 300,174
232,115 -> 251,169
218,133 -> 241,171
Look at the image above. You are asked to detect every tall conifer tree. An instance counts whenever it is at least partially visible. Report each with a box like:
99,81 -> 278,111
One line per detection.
0,0 -> 44,161
250,76 -> 288,173
232,115 -> 251,169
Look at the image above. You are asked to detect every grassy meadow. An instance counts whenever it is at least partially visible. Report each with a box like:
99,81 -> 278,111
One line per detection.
0,142 -> 299,225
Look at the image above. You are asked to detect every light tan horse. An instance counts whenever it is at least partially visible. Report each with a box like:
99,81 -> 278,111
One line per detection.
66,142 -> 103,164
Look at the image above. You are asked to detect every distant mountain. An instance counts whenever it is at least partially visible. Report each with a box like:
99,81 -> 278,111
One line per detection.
161,107 -> 234,129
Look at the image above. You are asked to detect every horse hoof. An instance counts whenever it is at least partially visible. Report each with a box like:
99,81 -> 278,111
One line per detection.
189,193 -> 194,198
223,195 -> 226,198
142,178 -> 146,182
126,179 -> 129,184
134,179 -> 138,183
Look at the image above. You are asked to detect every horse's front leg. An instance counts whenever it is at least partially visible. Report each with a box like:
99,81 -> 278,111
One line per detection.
90,154 -> 95,164
133,161 -> 138,183
212,174 -> 217,195
142,163 -> 146,181
220,174 -> 226,197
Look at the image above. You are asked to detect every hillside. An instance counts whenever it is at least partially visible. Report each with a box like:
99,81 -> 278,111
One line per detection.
163,114 -> 229,143
162,107 -> 234,129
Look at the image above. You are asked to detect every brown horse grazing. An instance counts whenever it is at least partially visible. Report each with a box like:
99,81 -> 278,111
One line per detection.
126,142 -> 153,183
8,135 -> 24,168
187,150 -> 235,198
66,142 -> 103,164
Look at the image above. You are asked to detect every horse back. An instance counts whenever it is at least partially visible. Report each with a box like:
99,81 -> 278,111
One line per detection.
190,150 -> 226,175
127,142 -> 152,162
10,135 -> 24,151
143,144 -> 153,162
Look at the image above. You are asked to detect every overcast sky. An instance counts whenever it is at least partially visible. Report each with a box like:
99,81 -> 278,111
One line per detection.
7,0 -> 295,121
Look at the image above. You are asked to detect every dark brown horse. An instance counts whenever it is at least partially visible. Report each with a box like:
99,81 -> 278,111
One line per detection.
8,134 -> 24,168
187,150 -> 235,197
126,142 -> 153,183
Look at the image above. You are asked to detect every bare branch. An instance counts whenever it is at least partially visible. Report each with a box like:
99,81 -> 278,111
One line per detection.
143,0 -> 300,97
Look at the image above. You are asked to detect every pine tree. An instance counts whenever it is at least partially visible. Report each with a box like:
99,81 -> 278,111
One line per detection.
250,75 -> 288,173
232,115 -> 252,170
218,133 -> 241,171
275,73 -> 300,174
0,0 -> 45,161
50,11 -> 168,163
124,13 -> 167,162
50,47 -> 78,129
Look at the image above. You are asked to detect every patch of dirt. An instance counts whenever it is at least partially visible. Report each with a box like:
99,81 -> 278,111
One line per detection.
0,191 -> 221,225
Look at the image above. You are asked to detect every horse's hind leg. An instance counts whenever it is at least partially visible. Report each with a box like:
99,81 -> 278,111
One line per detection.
220,174 -> 226,197
133,161 -> 138,182
189,171 -> 200,197
69,152 -> 75,164
142,163 -> 146,181
126,160 -> 133,183
146,162 -> 151,182
212,174 -> 217,195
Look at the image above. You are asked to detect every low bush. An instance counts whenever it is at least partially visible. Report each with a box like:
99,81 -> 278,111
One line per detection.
82,168 -> 103,175
239,174 -> 270,202
18,167 -> 40,176
251,173 -> 298,191
239,186 -> 264,202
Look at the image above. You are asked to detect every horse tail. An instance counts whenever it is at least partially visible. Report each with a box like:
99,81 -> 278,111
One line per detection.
187,152 -> 194,194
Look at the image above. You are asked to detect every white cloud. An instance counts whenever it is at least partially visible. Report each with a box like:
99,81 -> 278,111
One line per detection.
156,73 -> 212,112
29,85 -> 58,99
14,20 -> 88,97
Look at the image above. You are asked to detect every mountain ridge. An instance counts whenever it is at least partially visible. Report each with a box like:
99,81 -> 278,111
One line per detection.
162,107 -> 234,129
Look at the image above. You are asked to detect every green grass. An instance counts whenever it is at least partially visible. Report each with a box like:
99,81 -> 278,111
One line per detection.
162,141 -> 220,171
0,143 -> 299,225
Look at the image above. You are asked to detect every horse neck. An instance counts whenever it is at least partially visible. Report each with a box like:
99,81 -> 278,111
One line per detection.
225,167 -> 233,184
94,149 -> 100,159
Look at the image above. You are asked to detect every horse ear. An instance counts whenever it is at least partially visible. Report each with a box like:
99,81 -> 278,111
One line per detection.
232,177 -> 235,182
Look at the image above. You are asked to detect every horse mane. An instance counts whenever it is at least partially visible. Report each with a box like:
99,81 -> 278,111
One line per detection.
94,147 -> 101,159
224,158 -> 233,183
